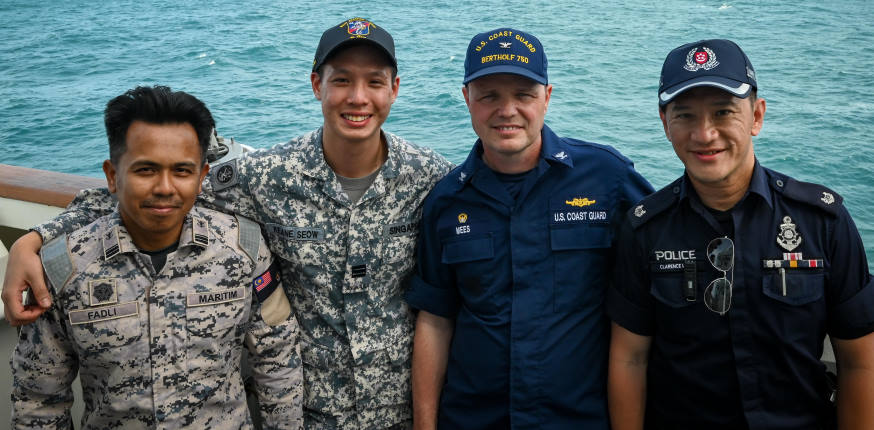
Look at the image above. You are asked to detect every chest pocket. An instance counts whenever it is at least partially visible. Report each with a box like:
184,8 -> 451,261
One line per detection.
762,271 -> 825,306
442,234 -> 496,315
550,224 -> 611,312
68,303 -> 144,362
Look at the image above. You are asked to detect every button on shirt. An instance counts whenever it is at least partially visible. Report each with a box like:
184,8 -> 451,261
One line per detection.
607,162 -> 874,430
406,125 -> 653,429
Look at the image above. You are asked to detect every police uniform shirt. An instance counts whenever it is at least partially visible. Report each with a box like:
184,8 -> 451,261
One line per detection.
12,207 -> 303,429
31,128 -> 453,430
406,124 -> 653,430
607,161 -> 874,430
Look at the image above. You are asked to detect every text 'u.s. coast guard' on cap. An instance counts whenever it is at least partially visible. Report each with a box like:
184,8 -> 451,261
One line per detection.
464,28 -> 547,85
658,39 -> 757,106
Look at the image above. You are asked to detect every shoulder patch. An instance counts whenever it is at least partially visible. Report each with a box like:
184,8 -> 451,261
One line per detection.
628,180 -> 681,229
210,159 -> 239,191
41,233 -> 74,290
236,214 -> 261,262
776,176 -> 843,217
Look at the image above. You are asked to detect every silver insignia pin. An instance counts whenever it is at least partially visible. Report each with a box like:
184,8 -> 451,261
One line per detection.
499,42 -> 512,48
821,192 -> 834,205
554,151 -> 567,160
459,172 -> 467,182
634,205 -> 646,218
777,216 -> 802,251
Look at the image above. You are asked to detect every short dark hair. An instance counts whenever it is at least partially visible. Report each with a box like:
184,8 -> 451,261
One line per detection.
314,40 -> 398,79
104,85 -> 215,165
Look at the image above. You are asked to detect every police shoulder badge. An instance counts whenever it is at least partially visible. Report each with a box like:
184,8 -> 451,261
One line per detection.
821,192 -> 835,205
634,204 -> 646,218
684,46 -> 719,72
777,216 -> 802,251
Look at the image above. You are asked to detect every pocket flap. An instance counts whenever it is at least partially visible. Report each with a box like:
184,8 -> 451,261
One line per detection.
762,271 -> 824,305
441,235 -> 494,264
550,224 -> 611,251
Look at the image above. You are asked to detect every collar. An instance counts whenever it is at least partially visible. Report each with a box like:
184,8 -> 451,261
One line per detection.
296,127 -> 400,182
677,159 -> 773,210
450,124 -> 572,190
102,209 -> 208,261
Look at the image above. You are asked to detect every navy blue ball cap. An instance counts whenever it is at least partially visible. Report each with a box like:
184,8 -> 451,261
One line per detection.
313,18 -> 396,72
464,28 -> 547,85
658,39 -> 757,106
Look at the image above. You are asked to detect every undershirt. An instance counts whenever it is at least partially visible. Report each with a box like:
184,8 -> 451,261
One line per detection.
336,169 -> 380,204
140,241 -> 179,273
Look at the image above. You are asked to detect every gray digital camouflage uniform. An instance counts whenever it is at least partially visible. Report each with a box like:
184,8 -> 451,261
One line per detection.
30,128 -> 453,429
14,207 -> 303,429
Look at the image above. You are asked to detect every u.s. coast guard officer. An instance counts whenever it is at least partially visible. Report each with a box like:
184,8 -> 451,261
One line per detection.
3,18 -> 451,429
607,39 -> 874,430
10,85 -> 303,429
406,28 -> 653,429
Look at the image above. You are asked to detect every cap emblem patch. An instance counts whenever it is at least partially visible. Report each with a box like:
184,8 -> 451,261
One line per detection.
345,19 -> 371,36
684,47 -> 719,72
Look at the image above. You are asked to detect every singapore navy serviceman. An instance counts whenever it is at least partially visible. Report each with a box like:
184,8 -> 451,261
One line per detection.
607,39 -> 874,430
407,28 -> 653,429
3,18 -> 451,429
10,86 -> 303,429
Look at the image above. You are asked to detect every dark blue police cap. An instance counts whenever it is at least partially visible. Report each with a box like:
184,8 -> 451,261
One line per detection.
464,28 -> 547,85
659,39 -> 757,106
313,18 -> 396,72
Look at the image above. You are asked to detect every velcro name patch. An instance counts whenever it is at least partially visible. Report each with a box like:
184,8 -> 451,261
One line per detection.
187,287 -> 246,307
69,301 -> 138,325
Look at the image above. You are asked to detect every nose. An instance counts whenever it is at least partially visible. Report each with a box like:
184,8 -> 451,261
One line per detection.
346,81 -> 368,105
690,117 -> 718,143
153,171 -> 174,196
495,98 -> 518,118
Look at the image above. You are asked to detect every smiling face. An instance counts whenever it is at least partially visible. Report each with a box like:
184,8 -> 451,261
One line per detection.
311,43 -> 399,148
462,73 -> 552,173
103,120 -> 208,251
660,86 -> 766,193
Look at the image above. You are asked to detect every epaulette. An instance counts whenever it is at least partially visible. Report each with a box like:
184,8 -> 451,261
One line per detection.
236,214 -> 261,263
41,233 -> 74,290
628,179 -> 682,229
770,172 -> 843,217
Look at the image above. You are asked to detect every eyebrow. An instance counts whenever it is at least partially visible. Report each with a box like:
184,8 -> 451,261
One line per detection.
671,98 -> 737,111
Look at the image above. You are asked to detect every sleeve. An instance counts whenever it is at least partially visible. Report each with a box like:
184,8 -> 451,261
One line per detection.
826,205 -> 874,339
198,155 -> 263,223
405,193 -> 460,318
243,233 -> 303,430
606,218 -> 657,336
11,289 -> 78,429
32,188 -> 115,242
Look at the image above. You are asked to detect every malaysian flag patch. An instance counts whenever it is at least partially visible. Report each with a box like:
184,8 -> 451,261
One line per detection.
252,261 -> 281,302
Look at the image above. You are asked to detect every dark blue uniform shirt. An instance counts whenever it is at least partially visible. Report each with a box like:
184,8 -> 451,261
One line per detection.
607,161 -> 874,430
406,125 -> 652,429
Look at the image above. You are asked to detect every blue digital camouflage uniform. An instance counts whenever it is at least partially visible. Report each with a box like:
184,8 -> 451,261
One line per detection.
31,128 -> 453,429
12,206 -> 303,429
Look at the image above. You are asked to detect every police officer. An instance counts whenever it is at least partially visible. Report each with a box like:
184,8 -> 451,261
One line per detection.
607,39 -> 874,430
10,86 -> 302,429
406,28 -> 652,429
3,18 -> 451,429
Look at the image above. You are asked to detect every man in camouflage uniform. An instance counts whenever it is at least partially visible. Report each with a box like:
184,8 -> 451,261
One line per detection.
10,86 -> 303,429
4,18 -> 451,429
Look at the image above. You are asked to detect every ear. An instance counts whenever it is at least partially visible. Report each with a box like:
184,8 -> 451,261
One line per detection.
462,85 -> 471,109
750,97 -> 766,136
659,107 -> 671,141
103,160 -> 118,193
197,163 -> 210,194
390,76 -> 400,103
543,84 -> 553,111
311,71 -> 322,100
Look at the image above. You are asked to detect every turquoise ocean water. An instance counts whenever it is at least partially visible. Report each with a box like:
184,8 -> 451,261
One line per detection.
1,1 -> 872,268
